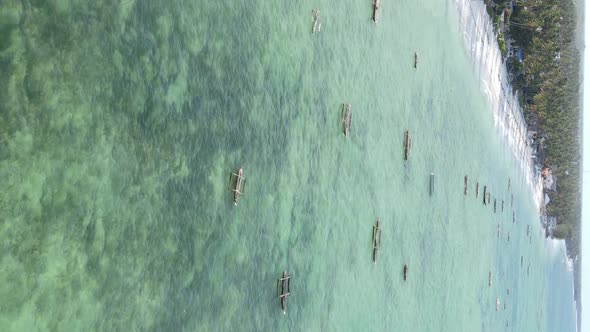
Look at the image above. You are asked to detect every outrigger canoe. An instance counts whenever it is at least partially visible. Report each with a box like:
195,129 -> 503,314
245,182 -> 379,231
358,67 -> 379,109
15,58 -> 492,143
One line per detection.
312,10 -> 321,33
372,219 -> 382,264
228,168 -> 246,206
429,173 -> 435,196
464,175 -> 468,195
276,271 -> 290,314
372,0 -> 381,23
342,103 -> 352,137
404,130 -> 411,161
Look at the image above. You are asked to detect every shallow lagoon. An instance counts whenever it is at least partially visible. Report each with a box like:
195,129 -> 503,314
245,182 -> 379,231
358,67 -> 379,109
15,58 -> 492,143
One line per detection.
0,0 -> 575,331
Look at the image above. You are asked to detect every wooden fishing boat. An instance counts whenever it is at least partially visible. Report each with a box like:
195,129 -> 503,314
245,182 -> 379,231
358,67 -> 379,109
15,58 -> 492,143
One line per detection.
372,219 -> 382,264
464,175 -> 468,195
414,52 -> 419,69
403,264 -> 408,281
429,173 -> 435,196
341,103 -> 352,137
475,182 -> 479,198
482,186 -> 487,205
372,0 -> 381,23
228,167 -> 246,206
276,271 -> 291,314
312,10 -> 321,33
404,130 -> 411,160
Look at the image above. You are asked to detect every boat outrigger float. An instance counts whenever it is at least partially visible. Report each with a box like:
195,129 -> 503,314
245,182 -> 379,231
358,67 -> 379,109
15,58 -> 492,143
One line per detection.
476,182 -> 480,198
228,168 -> 246,206
342,103 -> 352,137
276,271 -> 291,314
372,0 -> 381,23
404,130 -> 411,160
372,219 -> 382,264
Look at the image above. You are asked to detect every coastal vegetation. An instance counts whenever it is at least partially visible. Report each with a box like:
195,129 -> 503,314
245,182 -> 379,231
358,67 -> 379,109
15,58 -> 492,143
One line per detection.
485,0 -> 582,258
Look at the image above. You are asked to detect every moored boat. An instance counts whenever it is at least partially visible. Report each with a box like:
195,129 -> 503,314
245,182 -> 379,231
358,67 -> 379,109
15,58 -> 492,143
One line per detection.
312,10 -> 321,33
342,103 -> 352,137
464,175 -> 468,195
404,130 -> 411,161
372,0 -> 381,23
430,173 -> 435,195
372,219 -> 382,263
277,271 -> 291,314
228,167 -> 246,206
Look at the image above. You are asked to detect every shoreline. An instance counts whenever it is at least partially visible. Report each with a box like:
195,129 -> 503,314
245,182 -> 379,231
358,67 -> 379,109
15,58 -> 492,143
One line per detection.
456,3 -> 579,325
454,0 -> 544,210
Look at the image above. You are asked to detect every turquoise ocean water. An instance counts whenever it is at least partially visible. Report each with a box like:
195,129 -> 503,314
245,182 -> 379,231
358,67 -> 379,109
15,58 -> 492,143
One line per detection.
0,0 -> 576,331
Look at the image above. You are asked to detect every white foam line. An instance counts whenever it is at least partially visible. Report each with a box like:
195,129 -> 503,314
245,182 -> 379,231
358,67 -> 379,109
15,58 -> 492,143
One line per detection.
454,0 -> 544,208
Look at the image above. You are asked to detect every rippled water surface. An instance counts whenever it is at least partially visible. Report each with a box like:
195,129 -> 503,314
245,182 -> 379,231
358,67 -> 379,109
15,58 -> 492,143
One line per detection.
0,0 -> 575,331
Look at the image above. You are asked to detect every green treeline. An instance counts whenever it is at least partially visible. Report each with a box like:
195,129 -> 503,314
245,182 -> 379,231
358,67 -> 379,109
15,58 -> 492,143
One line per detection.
487,0 -> 582,258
